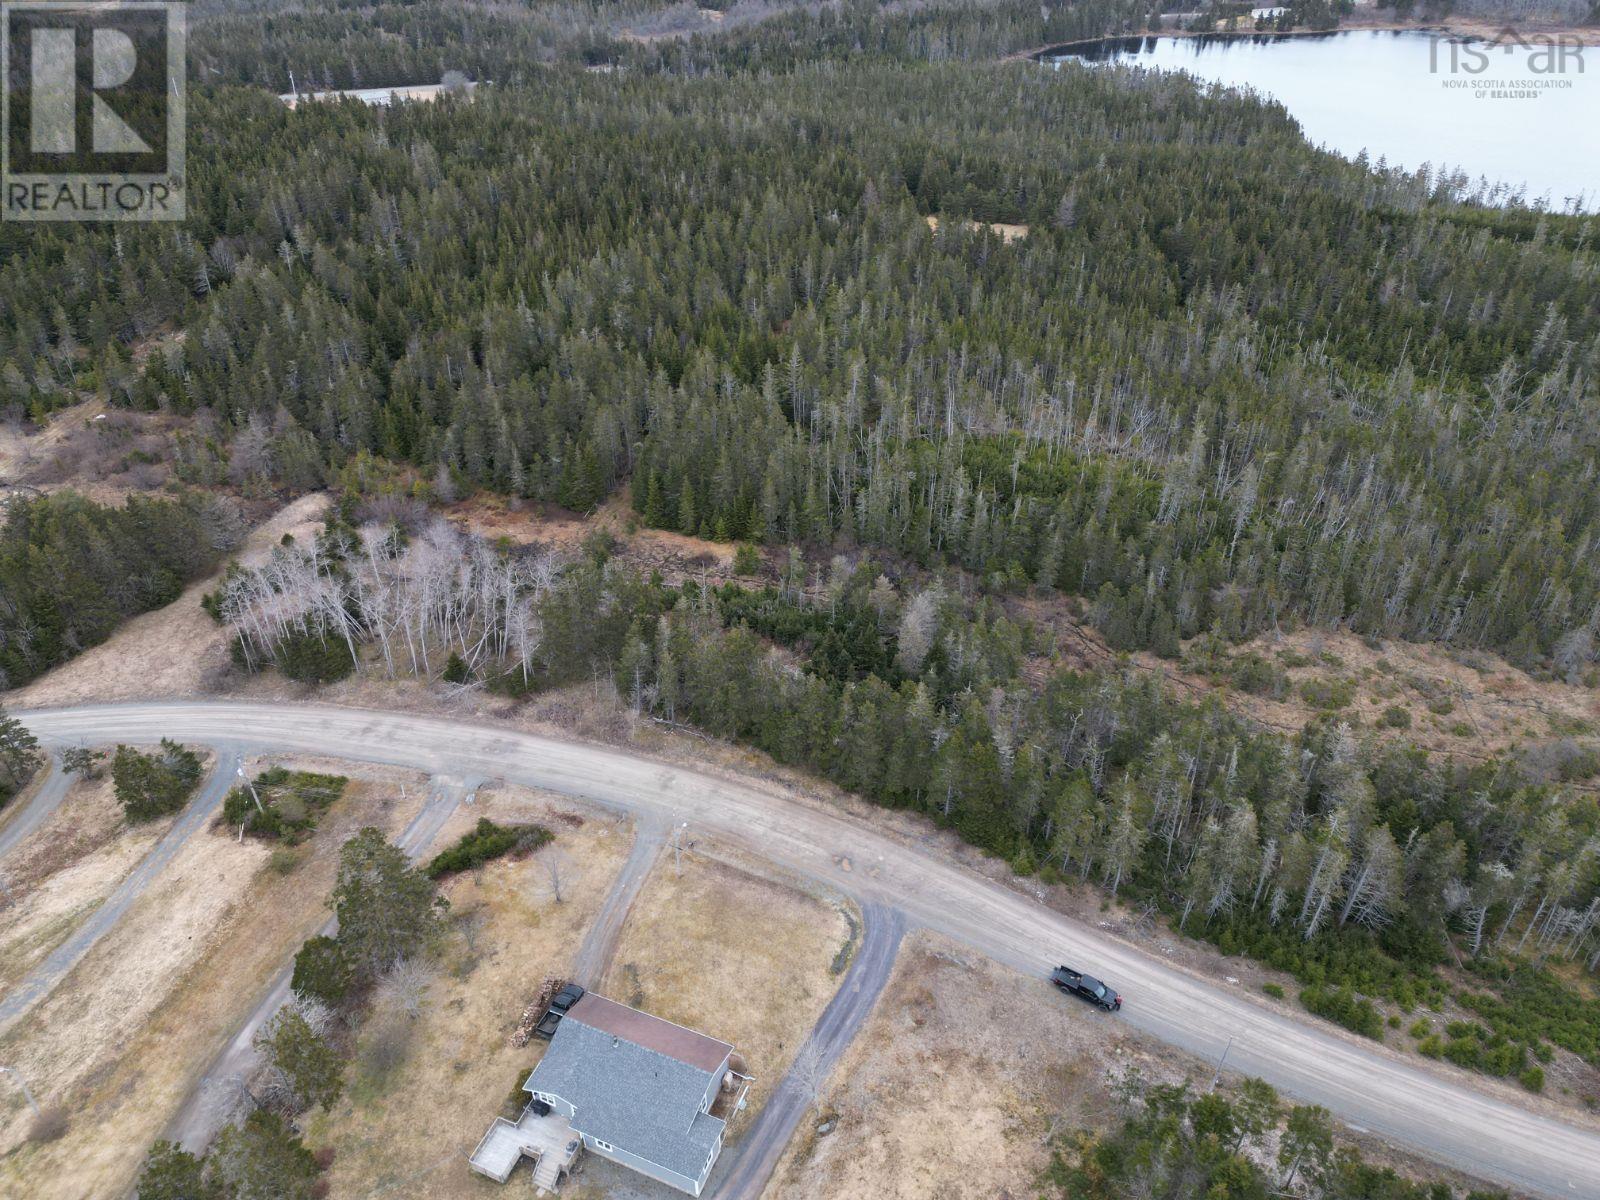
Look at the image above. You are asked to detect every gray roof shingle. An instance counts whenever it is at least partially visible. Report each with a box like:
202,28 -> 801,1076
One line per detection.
524,997 -> 730,1182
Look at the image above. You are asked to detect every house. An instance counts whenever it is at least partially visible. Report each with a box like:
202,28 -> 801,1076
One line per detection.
470,993 -> 751,1195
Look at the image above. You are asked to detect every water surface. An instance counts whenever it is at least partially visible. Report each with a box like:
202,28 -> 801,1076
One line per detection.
1047,30 -> 1598,210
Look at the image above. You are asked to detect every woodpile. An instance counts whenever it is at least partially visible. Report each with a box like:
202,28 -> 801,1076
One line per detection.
511,977 -> 565,1047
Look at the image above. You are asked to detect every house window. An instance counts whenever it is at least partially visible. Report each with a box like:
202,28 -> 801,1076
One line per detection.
593,1139 -> 614,1153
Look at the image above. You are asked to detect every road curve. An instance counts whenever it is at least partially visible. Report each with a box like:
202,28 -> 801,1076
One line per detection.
709,902 -> 906,1200
17,701 -> 1599,1200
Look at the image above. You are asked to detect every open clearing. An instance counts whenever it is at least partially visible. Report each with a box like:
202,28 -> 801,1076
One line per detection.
0,761 -> 425,1200
766,930 -> 1160,1200
599,849 -> 854,1119
0,771 -> 168,993
306,788 -> 630,1199
3,491 -> 330,709
767,931 -> 1499,1200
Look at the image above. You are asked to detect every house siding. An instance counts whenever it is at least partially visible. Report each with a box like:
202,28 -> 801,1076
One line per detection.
524,1086 -> 575,1120
696,1053 -> 733,1116
582,1135 -> 707,1196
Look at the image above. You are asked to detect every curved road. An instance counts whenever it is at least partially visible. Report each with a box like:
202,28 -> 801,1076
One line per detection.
709,902 -> 906,1200
16,701 -> 1598,1200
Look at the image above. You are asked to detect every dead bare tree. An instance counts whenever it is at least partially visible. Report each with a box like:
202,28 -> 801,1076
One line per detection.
538,848 -> 574,904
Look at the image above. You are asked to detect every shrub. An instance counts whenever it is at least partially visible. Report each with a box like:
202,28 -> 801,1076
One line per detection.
1299,677 -> 1355,710
275,629 -> 356,683
27,1107 -> 69,1144
442,652 -> 471,684
59,744 -> 106,779
1262,982 -> 1285,999
292,935 -> 355,1007
1300,985 -> 1384,1039
732,543 -> 762,575
425,818 -> 553,879
1227,653 -> 1288,698
1380,705 -> 1412,729
1427,697 -> 1455,715
223,768 -> 347,842
1519,1066 -> 1545,1093
1408,1019 -> 1431,1039
112,740 -> 203,821
1417,1035 -> 1444,1058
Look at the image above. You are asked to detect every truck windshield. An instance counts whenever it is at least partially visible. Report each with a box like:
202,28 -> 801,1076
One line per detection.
1093,984 -> 1106,999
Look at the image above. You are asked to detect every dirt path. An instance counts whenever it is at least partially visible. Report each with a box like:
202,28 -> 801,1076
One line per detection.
16,701 -> 1600,1200
165,773 -> 474,1153
708,902 -> 905,1200
570,815 -> 664,988
0,750 -> 239,1033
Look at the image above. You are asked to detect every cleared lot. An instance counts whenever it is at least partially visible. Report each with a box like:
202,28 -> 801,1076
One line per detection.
0,762 -> 424,1200
599,850 -> 855,1118
0,771 -> 167,994
766,931 -> 1159,1200
306,789 -> 630,1199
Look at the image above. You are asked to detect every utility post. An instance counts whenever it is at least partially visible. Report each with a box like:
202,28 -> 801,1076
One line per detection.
237,764 -> 265,813
1208,1036 -> 1235,1093
0,1066 -> 38,1116
673,821 -> 689,875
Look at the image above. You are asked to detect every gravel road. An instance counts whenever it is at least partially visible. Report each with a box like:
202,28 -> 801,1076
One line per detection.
0,756 -> 67,865
18,701 -> 1599,1199
0,749 -> 240,1034
708,901 -> 906,1200
570,816 -> 664,989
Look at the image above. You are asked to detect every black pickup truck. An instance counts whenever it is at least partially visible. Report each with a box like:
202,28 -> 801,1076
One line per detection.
1051,965 -> 1122,1011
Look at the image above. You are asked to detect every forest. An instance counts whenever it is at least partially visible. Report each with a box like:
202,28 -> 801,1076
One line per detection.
4,54 -> 1597,673
201,501 -> 1600,1087
0,492 -> 240,689
3,0 -> 1599,1124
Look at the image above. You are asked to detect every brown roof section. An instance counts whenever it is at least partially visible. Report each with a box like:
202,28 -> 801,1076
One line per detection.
566,993 -> 732,1074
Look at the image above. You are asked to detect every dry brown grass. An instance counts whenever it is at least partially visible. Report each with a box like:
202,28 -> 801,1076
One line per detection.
0,764 -> 426,1199
306,790 -> 631,1199
0,399 -> 186,505
601,851 -> 852,1117
448,490 -> 749,586
0,772 -> 167,992
925,214 -> 1031,242
4,492 -> 330,708
765,932 -> 1165,1200
1009,592 -> 1600,773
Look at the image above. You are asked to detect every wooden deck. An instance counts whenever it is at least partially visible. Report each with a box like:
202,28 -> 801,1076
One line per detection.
468,1106 -> 581,1189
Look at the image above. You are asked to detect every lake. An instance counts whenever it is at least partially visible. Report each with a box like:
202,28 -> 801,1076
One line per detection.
1044,30 -> 1599,211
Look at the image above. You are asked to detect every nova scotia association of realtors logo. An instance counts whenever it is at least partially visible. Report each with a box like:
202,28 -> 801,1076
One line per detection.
1430,26 -> 1586,100
2,1 -> 185,221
